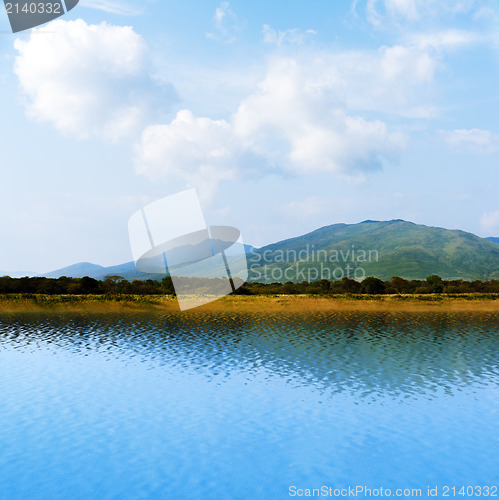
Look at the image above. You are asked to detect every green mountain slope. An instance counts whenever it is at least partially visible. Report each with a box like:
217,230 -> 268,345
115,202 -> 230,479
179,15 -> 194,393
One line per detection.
248,220 -> 499,282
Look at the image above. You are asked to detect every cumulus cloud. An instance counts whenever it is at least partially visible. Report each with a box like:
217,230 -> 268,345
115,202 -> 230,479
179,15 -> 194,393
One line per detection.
206,2 -> 243,43
134,110 -> 240,199
481,210 -> 499,233
442,128 -> 499,154
14,19 -> 174,141
232,58 -> 405,175
264,47 -> 438,117
262,25 -> 317,46
135,56 -> 406,195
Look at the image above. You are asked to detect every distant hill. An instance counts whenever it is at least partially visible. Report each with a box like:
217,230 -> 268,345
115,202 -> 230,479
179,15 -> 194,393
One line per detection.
17,222 -> 499,283
40,261 -> 161,281
487,237 -> 499,244
248,220 -> 499,282
39,244 -> 257,281
42,262 -> 105,279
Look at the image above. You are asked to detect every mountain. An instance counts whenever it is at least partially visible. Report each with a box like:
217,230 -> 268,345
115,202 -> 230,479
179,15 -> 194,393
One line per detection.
42,262 -> 105,279
39,244 -> 257,281
247,220 -> 499,282
487,237 -> 499,244
30,222 -> 499,283
41,261 -> 159,281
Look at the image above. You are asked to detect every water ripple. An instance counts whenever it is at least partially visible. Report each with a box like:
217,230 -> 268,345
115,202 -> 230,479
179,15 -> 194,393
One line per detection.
0,311 -> 497,499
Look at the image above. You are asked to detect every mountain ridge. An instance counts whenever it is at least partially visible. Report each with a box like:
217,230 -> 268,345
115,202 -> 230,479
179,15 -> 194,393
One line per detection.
248,219 -> 499,282
3,220 -> 498,282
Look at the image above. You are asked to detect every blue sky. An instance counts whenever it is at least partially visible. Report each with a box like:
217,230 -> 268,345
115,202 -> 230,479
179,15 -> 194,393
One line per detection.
0,0 -> 498,273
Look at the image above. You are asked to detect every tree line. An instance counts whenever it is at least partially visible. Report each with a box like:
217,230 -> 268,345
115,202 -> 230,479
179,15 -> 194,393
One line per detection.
239,275 -> 499,295
0,275 -> 175,295
0,274 -> 499,295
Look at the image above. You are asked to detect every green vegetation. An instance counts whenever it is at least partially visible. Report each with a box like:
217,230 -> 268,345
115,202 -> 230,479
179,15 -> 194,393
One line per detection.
0,275 -> 174,295
238,276 -> 499,295
248,219 -> 499,282
0,293 -> 164,306
1,274 -> 499,297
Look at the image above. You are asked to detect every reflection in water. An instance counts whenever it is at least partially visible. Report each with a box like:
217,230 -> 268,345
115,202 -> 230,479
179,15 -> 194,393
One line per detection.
1,311 -> 497,397
0,311 -> 497,499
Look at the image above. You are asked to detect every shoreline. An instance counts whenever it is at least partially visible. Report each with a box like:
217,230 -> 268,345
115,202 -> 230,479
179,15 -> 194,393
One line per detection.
0,293 -> 498,313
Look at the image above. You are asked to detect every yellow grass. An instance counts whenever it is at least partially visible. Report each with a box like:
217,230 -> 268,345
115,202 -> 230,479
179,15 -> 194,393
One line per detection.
0,293 -> 498,314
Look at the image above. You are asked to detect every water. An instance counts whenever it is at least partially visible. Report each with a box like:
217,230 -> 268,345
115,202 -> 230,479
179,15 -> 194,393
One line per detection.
0,311 -> 497,499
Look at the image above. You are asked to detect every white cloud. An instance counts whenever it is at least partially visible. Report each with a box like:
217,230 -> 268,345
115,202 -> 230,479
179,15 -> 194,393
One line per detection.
371,0 -> 419,24
473,5 -> 496,20
379,44 -> 436,83
270,47 -> 438,117
480,210 -> 499,233
233,58 -> 405,176
206,2 -> 243,43
135,56 -> 406,196
410,29 -> 481,50
134,110 -> 239,200
138,29 -> 474,196
14,19 -> 173,141
262,25 -> 317,46
442,128 -> 499,154
80,0 -> 144,16
360,0 -> 496,27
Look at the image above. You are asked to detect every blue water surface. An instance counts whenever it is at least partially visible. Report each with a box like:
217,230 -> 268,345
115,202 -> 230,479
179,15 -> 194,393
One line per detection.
0,311 -> 497,499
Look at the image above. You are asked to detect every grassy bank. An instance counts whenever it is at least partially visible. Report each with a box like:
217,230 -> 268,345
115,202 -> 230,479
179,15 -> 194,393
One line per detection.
0,293 -> 498,313
0,294 -> 176,313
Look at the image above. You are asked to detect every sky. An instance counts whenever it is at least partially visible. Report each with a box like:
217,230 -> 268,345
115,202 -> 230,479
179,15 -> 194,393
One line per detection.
0,0 -> 498,274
